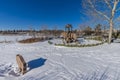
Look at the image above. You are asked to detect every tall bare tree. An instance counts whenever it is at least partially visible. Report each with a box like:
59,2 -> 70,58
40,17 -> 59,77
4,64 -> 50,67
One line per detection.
84,26 -> 93,35
41,25 -> 48,31
82,0 -> 120,43
53,26 -> 58,37
29,26 -> 36,38
41,25 -> 48,36
95,24 -> 102,35
77,24 -> 86,36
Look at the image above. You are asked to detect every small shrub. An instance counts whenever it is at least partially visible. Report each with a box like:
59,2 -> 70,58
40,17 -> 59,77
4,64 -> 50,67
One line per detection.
87,36 -> 103,41
55,42 -> 104,48
19,38 -> 43,43
48,41 -> 53,44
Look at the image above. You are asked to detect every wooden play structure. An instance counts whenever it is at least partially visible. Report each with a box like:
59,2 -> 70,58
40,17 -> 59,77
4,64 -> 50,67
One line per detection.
61,24 -> 77,43
16,54 -> 27,75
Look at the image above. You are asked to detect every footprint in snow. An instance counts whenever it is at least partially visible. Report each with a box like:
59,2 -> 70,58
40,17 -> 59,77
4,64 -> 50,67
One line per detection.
0,63 -> 21,77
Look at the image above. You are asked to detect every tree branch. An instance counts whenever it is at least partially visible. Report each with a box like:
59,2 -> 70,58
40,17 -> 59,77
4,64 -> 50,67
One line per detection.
88,0 -> 110,21
116,7 -> 120,12
104,0 -> 112,9
111,1 -> 118,18
114,15 -> 120,22
115,0 -> 120,12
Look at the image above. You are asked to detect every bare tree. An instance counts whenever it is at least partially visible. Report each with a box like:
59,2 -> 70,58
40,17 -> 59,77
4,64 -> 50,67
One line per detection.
41,25 -> 48,31
82,0 -> 120,43
95,24 -> 102,35
84,26 -> 93,36
53,26 -> 58,37
40,25 -> 48,36
78,24 -> 86,31
29,26 -> 36,38
77,24 -> 86,36
103,25 -> 106,34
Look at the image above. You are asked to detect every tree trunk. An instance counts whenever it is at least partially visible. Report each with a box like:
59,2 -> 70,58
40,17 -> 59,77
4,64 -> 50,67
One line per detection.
108,19 -> 113,44
108,1 -> 118,44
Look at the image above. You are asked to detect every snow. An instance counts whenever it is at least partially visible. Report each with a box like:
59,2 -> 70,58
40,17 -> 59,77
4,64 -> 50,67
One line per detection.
113,39 -> 120,43
0,35 -> 32,42
0,35 -> 120,80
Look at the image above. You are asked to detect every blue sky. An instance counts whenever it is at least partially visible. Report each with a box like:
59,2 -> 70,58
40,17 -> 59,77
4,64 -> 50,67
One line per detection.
0,0 -> 84,30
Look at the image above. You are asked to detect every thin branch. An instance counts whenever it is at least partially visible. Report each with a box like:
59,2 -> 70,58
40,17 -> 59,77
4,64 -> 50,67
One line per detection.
88,0 -> 110,21
116,7 -> 120,12
116,0 -> 120,12
114,16 -> 120,22
104,0 -> 112,9
116,0 -> 119,2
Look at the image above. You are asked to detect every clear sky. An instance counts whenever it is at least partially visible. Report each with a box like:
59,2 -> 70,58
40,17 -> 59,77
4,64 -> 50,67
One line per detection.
0,0 -> 84,30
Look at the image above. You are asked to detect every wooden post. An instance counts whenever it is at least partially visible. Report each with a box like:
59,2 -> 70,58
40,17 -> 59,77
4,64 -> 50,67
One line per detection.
16,54 -> 27,75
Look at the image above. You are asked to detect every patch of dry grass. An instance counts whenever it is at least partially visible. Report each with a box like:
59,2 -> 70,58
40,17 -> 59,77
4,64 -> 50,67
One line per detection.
19,38 -> 45,43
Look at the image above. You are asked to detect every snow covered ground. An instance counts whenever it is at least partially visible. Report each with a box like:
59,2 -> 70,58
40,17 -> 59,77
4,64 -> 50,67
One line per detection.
0,35 -> 120,80
0,35 -> 32,42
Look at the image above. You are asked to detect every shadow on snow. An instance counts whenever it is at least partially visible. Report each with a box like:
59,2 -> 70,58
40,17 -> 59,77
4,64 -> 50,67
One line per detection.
28,58 -> 47,70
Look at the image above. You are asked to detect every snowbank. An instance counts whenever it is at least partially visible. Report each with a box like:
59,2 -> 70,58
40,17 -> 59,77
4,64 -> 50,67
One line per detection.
0,36 -> 119,80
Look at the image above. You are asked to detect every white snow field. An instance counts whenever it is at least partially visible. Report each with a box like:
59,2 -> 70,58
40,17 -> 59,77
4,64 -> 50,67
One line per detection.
0,35 -> 32,42
0,35 -> 120,80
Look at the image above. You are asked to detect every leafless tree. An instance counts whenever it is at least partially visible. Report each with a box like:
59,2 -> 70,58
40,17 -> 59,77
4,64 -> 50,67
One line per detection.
95,24 -> 102,35
40,25 -> 49,36
53,26 -> 58,37
41,25 -> 48,31
29,26 -> 36,38
84,26 -> 93,35
78,24 -> 86,31
82,0 -> 120,43
77,24 -> 86,36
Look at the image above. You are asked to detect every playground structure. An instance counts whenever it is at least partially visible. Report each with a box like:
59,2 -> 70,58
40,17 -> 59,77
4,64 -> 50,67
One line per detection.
61,24 -> 77,43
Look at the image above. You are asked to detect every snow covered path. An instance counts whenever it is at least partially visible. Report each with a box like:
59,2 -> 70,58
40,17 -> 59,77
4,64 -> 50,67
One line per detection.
0,37 -> 120,80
